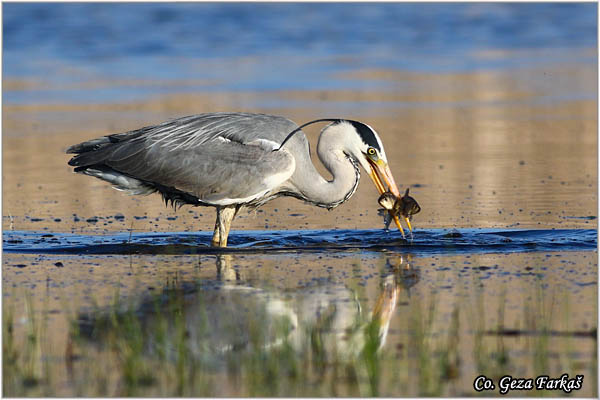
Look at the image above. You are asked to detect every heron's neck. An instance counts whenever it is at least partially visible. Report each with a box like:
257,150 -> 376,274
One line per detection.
290,129 -> 360,209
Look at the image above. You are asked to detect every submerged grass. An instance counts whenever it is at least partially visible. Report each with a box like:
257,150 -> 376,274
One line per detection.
3,260 -> 596,397
3,293 -> 52,396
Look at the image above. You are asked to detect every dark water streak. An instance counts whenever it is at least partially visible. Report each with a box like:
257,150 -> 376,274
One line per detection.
3,228 -> 597,256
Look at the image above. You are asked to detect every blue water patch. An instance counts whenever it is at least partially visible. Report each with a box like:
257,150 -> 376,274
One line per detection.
3,3 -> 597,105
3,229 -> 597,256
4,3 -> 596,64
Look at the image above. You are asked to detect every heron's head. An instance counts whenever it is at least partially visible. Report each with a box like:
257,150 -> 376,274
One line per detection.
330,120 -> 400,196
325,119 -> 416,234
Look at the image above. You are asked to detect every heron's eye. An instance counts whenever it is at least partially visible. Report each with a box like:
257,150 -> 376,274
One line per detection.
367,147 -> 377,157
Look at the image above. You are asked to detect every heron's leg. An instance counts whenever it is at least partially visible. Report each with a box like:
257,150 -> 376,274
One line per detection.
211,207 -> 223,246
211,205 -> 239,247
220,206 -> 240,247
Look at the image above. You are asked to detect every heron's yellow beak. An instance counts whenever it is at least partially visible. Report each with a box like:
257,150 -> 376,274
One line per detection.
367,159 -> 409,236
368,159 -> 400,197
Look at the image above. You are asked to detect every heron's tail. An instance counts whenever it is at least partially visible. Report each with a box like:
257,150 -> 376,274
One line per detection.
66,130 -> 155,196
73,165 -> 156,196
66,127 -> 150,154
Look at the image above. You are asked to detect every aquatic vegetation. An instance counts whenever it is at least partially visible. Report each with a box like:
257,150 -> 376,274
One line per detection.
3,294 -> 53,396
3,251 -> 595,397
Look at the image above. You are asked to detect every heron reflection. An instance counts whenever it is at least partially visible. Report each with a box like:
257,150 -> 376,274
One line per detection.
75,254 -> 420,363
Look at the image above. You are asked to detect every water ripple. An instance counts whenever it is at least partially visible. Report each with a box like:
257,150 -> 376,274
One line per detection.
3,228 -> 597,255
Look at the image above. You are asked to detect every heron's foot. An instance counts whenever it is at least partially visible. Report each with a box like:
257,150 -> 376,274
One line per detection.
211,235 -> 224,247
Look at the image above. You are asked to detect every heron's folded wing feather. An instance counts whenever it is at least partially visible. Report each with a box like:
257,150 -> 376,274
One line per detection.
69,112 -> 309,167
67,112 -> 306,204
103,139 -> 296,204
146,112 -> 300,150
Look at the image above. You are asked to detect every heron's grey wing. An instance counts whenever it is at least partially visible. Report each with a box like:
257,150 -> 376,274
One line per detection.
72,135 -> 295,205
67,112 -> 304,155
67,112 -> 306,203
145,112 -> 301,150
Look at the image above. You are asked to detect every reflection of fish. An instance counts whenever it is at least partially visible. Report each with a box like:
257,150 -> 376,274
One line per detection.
386,255 -> 420,294
378,188 -> 421,234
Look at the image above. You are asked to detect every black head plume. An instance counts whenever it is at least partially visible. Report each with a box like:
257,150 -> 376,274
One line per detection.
276,118 -> 379,152
276,119 -> 341,151
347,120 -> 381,152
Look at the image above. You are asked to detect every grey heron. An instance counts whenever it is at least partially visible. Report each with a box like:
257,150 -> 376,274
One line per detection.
66,112 -> 408,247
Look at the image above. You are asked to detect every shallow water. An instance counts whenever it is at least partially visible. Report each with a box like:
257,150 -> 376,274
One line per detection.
3,243 -> 597,396
3,229 -> 598,396
2,2 -> 598,397
3,228 -> 597,255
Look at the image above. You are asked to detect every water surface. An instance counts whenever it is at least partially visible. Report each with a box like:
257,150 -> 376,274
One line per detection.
2,2 -> 597,397
3,3 -> 597,104
3,228 -> 597,255
3,244 -> 597,396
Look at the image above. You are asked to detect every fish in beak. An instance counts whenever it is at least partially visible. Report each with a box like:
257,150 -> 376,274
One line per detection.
376,187 -> 421,239
398,188 -> 421,234
367,158 -> 410,237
